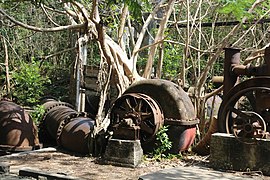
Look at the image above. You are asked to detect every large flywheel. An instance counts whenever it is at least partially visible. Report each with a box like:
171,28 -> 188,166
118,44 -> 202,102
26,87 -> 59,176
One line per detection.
218,77 -> 270,143
110,93 -> 164,144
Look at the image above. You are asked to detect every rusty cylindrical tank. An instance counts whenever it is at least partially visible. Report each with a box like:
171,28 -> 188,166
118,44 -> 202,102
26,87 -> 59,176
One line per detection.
0,99 -> 40,154
39,99 -> 95,154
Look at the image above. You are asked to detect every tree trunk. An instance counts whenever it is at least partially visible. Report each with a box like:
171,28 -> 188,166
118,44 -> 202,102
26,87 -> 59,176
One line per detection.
143,0 -> 176,79
156,43 -> 164,78
118,4 -> 129,52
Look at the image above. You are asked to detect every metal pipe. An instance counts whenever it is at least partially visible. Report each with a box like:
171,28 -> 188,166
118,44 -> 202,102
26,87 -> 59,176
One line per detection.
230,46 -> 270,77
223,47 -> 241,96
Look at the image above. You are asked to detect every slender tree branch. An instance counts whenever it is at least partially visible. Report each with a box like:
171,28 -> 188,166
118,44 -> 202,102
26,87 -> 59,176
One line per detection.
143,0 -> 176,78
117,4 -> 128,51
43,4 -> 66,15
204,85 -> 223,100
0,8 -> 85,32
41,4 -> 60,27
1,35 -> 11,98
130,0 -> 166,72
39,47 -> 77,60
243,43 -> 270,64
233,8 -> 270,46
135,38 -> 166,54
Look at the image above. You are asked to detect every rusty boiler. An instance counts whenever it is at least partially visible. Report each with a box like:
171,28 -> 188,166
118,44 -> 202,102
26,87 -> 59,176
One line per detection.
0,99 -> 40,154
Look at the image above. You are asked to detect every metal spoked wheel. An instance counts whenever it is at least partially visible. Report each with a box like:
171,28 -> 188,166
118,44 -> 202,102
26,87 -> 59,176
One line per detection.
218,77 -> 270,143
110,93 -> 164,143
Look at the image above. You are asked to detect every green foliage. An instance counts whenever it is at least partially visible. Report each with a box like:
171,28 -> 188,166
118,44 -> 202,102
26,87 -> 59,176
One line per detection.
40,61 -> 71,101
1,2 -> 72,102
218,0 -> 254,21
105,0 -> 151,22
162,43 -> 182,80
30,104 -> 45,124
152,125 -> 172,160
12,60 -> 51,106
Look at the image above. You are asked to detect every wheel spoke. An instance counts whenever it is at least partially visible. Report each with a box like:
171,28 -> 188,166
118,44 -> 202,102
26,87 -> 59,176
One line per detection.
233,124 -> 244,130
141,121 -> 154,135
237,130 -> 247,138
229,107 -> 250,120
141,112 -> 153,120
245,91 -> 257,110
125,98 -> 132,109
134,99 -> 143,112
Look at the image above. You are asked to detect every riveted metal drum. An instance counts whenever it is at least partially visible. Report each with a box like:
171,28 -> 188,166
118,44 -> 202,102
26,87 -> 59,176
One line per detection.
59,117 -> 95,154
40,99 -> 95,154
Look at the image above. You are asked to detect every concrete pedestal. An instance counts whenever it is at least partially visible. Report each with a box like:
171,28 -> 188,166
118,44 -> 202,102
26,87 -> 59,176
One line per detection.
104,139 -> 143,168
0,163 -> 10,174
210,133 -> 270,175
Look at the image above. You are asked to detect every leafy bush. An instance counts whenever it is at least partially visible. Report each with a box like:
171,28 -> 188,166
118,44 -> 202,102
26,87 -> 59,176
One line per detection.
152,125 -> 173,160
30,104 -> 45,125
12,60 -> 51,106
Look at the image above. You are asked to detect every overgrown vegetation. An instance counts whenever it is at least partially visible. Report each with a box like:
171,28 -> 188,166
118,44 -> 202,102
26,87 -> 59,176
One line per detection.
149,125 -> 182,160
30,104 -> 45,124
12,60 -> 50,106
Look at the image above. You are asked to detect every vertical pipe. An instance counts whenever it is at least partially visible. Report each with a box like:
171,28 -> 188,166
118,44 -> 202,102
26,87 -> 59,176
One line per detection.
223,47 -> 241,96
75,36 -> 87,111
75,60 -> 81,111
80,88 -> 86,112
80,37 -> 87,112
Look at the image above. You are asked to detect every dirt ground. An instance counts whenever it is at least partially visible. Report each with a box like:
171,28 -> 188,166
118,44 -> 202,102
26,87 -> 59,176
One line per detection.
0,147 -> 214,180
0,147 -> 267,180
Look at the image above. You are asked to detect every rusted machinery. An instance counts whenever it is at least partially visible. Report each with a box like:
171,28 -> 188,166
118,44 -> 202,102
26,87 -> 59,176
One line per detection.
39,99 -> 95,154
109,79 -> 199,153
39,80 -> 199,155
218,46 -> 270,143
0,99 -> 40,155
193,46 -> 270,156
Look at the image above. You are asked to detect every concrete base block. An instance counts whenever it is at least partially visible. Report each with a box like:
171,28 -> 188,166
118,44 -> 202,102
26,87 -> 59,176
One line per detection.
210,133 -> 270,175
104,139 -> 143,168
0,163 -> 10,174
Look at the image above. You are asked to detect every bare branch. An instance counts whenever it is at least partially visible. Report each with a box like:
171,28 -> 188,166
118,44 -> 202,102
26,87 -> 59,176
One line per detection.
135,38 -> 165,54
143,0 -> 176,78
243,43 -> 270,65
0,8 -> 85,32
204,85 -> 223,100
1,35 -> 11,98
43,4 -> 66,15
39,47 -> 77,60
41,4 -> 60,27
118,4 -> 128,50
233,8 -> 270,46
130,0 -> 166,69
165,40 -> 212,53
196,0 -> 265,93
